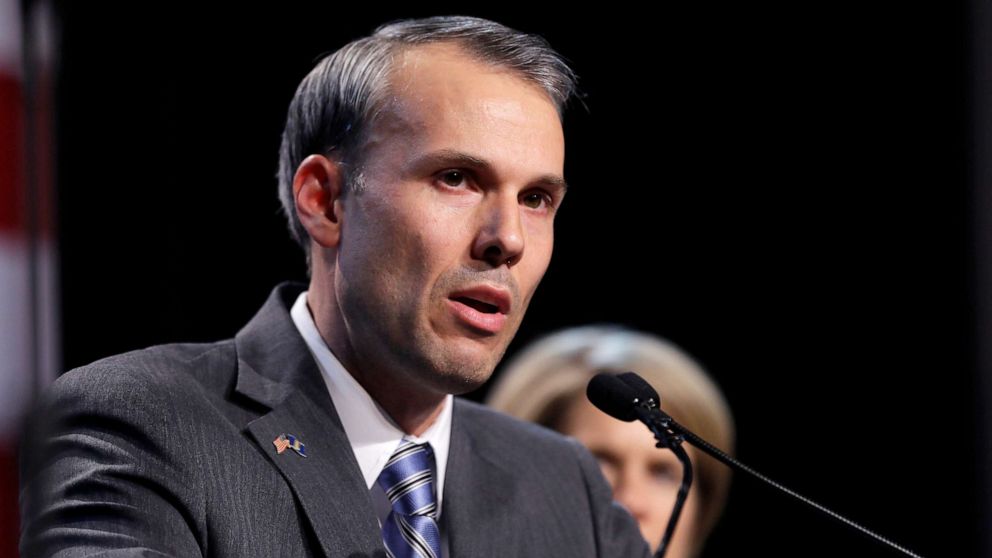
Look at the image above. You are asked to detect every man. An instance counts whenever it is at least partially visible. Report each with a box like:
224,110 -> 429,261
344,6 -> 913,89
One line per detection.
20,16 -> 651,558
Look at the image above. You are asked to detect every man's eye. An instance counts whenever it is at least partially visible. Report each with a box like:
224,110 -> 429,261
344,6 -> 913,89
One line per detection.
521,191 -> 551,210
438,170 -> 466,188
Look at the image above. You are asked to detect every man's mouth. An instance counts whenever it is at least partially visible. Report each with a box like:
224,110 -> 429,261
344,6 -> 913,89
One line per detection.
448,285 -> 512,315
452,296 -> 500,314
446,285 -> 512,334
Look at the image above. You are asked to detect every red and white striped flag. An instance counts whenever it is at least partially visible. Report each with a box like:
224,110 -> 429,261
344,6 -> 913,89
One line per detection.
1,1 -> 59,554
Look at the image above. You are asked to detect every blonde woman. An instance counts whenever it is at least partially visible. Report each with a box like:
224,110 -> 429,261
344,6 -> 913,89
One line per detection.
487,326 -> 735,557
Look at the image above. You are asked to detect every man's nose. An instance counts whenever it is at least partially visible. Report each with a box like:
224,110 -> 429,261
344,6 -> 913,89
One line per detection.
472,192 -> 524,268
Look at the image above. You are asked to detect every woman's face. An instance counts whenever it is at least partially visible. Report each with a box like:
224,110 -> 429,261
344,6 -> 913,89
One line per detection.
558,396 -> 700,557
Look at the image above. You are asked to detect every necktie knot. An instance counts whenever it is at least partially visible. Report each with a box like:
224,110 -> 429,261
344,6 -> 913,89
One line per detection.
377,439 -> 442,558
377,440 -> 438,518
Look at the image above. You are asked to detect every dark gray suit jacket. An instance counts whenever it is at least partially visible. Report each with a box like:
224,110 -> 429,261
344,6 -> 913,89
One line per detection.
20,283 -> 650,557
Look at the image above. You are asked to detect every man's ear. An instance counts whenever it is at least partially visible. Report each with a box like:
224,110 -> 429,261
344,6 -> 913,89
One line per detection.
293,154 -> 345,248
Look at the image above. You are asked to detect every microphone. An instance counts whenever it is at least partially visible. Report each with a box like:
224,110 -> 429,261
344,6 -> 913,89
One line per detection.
616,371 -> 660,406
585,372 -> 641,422
586,371 -> 925,558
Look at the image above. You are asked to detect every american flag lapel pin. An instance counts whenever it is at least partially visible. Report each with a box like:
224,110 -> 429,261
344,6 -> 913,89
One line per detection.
273,433 -> 307,457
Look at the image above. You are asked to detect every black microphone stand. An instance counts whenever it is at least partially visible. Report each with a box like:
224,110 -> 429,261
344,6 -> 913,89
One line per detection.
589,371 -> 925,558
637,403 -> 925,558
631,403 -> 693,558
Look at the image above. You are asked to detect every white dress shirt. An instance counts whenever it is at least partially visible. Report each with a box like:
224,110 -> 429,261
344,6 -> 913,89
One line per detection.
289,291 -> 453,525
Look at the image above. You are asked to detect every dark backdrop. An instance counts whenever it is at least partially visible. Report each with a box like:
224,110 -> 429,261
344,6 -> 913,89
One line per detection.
53,3 -> 975,557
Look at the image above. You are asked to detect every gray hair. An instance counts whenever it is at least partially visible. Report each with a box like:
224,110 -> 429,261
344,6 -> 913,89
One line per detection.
276,15 -> 579,264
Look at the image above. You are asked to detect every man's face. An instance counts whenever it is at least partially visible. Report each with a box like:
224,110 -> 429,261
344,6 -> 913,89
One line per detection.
331,43 -> 566,395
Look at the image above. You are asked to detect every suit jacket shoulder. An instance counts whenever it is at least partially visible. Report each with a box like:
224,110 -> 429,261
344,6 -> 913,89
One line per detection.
21,340 -> 227,557
445,399 -> 650,558
21,285 -> 383,557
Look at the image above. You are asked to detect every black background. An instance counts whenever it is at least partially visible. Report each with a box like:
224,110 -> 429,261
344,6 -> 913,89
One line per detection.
54,3 -> 975,557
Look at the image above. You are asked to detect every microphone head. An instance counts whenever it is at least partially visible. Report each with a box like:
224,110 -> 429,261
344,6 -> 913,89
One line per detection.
616,371 -> 660,409
586,373 -> 640,422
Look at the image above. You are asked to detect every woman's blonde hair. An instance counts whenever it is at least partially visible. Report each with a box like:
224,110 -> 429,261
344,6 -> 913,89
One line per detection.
487,325 -> 734,552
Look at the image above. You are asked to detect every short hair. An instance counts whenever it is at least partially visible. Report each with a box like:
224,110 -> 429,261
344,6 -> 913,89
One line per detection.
486,325 -> 735,556
276,16 -> 578,263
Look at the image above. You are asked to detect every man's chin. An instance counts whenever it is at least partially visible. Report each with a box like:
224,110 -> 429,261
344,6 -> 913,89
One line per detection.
415,327 -> 512,393
425,360 -> 496,395
420,350 -> 501,395
433,375 -> 489,396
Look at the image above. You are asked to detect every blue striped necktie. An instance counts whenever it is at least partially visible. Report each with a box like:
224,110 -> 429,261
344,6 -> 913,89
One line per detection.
377,439 -> 441,558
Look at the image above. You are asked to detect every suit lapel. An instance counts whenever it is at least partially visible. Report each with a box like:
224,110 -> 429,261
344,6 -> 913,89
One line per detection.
234,284 -> 385,558
443,400 -> 520,556
245,389 -> 384,557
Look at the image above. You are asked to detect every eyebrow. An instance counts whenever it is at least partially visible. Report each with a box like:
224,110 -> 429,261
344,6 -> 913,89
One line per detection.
409,149 -> 569,193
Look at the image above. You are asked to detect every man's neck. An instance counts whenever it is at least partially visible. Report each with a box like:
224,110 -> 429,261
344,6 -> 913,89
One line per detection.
352,375 -> 447,437
306,287 -> 447,437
